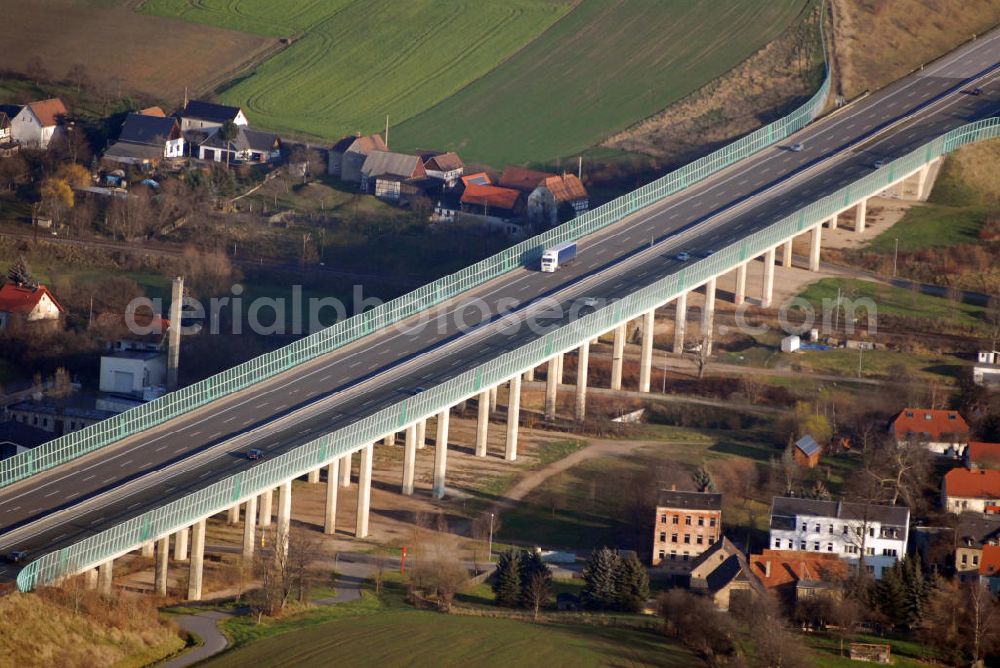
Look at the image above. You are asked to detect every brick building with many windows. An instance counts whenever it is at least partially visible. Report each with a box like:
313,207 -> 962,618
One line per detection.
651,487 -> 722,570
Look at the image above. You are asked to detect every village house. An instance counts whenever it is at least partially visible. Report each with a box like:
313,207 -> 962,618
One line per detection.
0,283 -> 64,330
5,398 -> 116,438
0,108 -> 16,156
0,420 -> 51,461
99,350 -> 166,399
942,467 -> 1000,514
421,151 -> 465,188
975,351 -> 1000,388
359,151 -> 426,200
10,98 -> 67,149
749,549 -> 850,604
890,408 -> 969,456
459,183 -> 524,235
967,442 -> 1000,469
954,512 -> 1000,582
196,126 -> 280,164
178,99 -> 248,133
769,497 -> 909,579
651,487 -> 722,571
498,166 -> 589,227
793,434 -> 822,468
980,545 -> 1000,594
688,536 -> 763,610
104,113 -> 185,167
328,133 -> 387,182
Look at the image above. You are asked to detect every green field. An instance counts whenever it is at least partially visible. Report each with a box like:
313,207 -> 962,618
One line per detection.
141,0 -> 573,141
393,0 -> 812,164
141,0 -> 811,165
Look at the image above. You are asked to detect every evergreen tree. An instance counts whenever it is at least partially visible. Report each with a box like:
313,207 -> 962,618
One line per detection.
876,562 -> 908,628
617,551 -> 650,612
6,256 -> 35,288
491,549 -> 523,607
582,547 -> 622,610
691,467 -> 714,493
900,555 -> 930,627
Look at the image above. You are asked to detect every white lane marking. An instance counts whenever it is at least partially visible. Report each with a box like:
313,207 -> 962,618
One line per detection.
119,460 -> 133,468
154,445 -> 167,452
44,490 -> 60,498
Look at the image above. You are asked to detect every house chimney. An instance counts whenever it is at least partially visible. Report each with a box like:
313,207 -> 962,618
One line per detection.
670,484 -> 676,491
166,276 -> 183,390
764,560 -> 771,578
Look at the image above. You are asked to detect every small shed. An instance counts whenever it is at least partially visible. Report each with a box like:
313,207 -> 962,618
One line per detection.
794,434 -> 822,468
781,335 -> 801,353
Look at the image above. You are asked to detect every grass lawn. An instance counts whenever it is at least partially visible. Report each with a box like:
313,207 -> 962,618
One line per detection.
867,203 -> 986,253
142,0 -> 572,142
394,0 -> 811,165
807,631 -> 942,667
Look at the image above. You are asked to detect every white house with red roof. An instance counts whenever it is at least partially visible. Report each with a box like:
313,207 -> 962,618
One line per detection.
943,468 -> 1000,514
891,408 -> 970,456
0,283 -> 64,329
11,98 -> 68,149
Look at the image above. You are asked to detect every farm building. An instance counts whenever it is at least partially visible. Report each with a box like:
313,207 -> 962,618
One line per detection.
328,133 -> 387,182
179,99 -> 248,133
498,166 -> 556,192
793,434 -> 822,468
749,550 -> 849,604
459,183 -> 522,224
10,98 -> 67,149
100,350 -> 167,399
0,283 -> 64,330
104,113 -> 185,166
196,126 -> 280,164
688,536 -> 763,611
943,468 -> 1000,514
891,408 -> 969,456
497,167 -> 588,227
422,152 -> 464,188
359,151 -> 426,199
650,487 -> 722,570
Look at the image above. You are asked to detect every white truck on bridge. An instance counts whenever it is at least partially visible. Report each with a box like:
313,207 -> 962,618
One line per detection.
540,241 -> 577,272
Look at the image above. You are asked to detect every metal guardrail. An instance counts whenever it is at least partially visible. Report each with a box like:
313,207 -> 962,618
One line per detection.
0,45 -> 831,491
16,116 -> 1000,592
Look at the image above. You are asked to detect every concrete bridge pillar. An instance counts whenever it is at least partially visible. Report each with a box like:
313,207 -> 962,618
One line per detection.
402,423 -> 417,495
829,213 -> 838,230
575,341 -> 590,422
433,408 -> 450,499
340,453 -> 352,487
356,443 -> 373,538
476,390 -> 490,457
523,367 -> 535,382
855,199 -> 867,233
545,356 -> 559,420
505,375 -> 522,461
141,541 -> 154,558
611,323 -> 626,390
810,225 -> 822,272
258,488 -> 273,527
702,276 -> 717,356
227,504 -> 240,524
639,309 -> 655,392
85,568 -> 98,590
324,459 -> 339,535
673,293 -> 687,354
187,519 -> 206,601
174,527 -> 189,561
155,536 -> 169,596
489,385 -> 499,414
383,433 -> 395,447
734,263 -> 747,305
307,468 -> 320,484
554,352 -> 564,385
243,494 -> 258,559
762,248 -> 776,308
416,419 -> 427,450
98,559 -> 113,595
277,480 -> 292,559
783,239 -> 794,267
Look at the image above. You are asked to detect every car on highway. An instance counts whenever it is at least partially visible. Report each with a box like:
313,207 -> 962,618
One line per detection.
701,249 -> 716,257
576,297 -> 600,316
6,550 -> 28,564
972,87 -> 984,96
247,448 -> 264,461
789,142 -> 804,152
873,158 -> 887,169
675,251 -> 691,262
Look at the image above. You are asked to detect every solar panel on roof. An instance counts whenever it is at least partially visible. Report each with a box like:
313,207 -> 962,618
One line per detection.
468,175 -> 489,185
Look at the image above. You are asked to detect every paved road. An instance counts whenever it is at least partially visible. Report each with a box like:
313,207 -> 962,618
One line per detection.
3,29 -> 1000,582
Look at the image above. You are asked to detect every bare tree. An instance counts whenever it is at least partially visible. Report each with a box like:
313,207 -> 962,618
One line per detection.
524,570 -> 551,621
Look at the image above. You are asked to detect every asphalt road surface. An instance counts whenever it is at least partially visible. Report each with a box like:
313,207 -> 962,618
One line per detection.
3,30 -> 1000,581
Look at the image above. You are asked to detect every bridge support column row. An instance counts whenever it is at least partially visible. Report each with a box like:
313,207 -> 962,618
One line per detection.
402,424 -> 417,495
762,247 -> 775,308
734,263 -> 747,305
383,433 -> 394,447
433,408 -> 449,499
505,375 -> 521,461
673,293 -> 687,354
187,518 -> 206,601
98,559 -> 113,595
307,468 -> 320,484
141,541 -> 154,558
277,480 -> 291,559
523,367 -> 535,382
783,239 -> 793,268
611,323 -> 626,390
356,443 -> 373,538
416,419 -> 427,450
340,453 -> 352,487
545,354 -> 560,420
575,342 -> 589,421
810,225 -> 823,272
489,386 -> 498,414
259,488 -> 273,527
476,390 -> 490,457
227,504 -> 240,524
639,310 -> 654,392
702,277 -> 716,356
85,567 -> 98,590
826,213 -> 838,230
243,495 -> 258,560
855,199 -> 867,233
155,536 -> 169,596
324,459 -> 339,535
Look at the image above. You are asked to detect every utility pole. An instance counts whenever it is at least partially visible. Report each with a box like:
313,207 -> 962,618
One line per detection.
488,512 -> 495,561
385,114 -> 390,149
892,237 -> 899,277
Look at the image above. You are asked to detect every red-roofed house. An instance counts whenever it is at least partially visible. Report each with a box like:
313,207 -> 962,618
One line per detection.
422,152 -> 464,188
498,166 -> 555,192
748,549 -> 849,603
943,468 -> 1000,513
891,408 -> 969,456
968,442 -> 1000,470
980,545 -> 1000,593
0,283 -> 64,329
460,183 -> 521,219
11,98 -> 68,149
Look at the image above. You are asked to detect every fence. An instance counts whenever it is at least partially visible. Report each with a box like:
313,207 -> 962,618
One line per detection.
17,116 -> 1000,592
0,40 -> 831,490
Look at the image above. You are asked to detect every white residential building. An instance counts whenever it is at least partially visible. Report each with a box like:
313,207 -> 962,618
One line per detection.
10,98 -> 67,149
769,497 -> 909,579
99,351 -> 166,398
